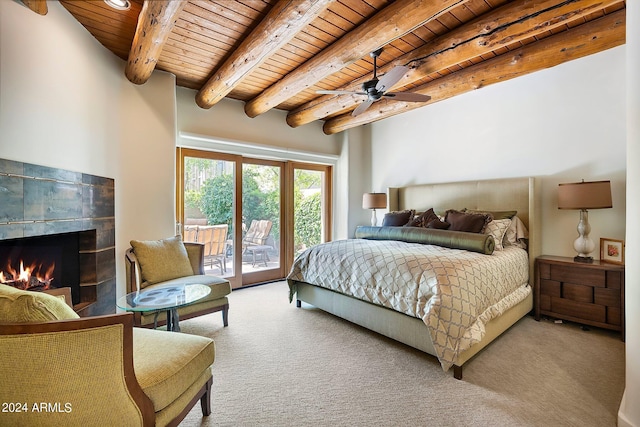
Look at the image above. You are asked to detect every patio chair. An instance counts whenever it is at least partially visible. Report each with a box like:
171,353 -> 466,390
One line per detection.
183,224 -> 199,243
198,224 -> 228,273
242,220 -> 273,267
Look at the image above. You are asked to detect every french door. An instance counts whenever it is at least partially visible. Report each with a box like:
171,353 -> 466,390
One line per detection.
176,148 -> 331,288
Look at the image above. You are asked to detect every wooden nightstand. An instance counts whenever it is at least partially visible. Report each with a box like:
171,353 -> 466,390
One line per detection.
535,255 -> 625,341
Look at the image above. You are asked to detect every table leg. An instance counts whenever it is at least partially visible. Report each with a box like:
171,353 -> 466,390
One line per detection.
165,309 -> 173,331
168,309 -> 181,332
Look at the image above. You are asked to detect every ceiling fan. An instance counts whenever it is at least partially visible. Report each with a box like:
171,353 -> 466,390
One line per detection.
317,48 -> 431,116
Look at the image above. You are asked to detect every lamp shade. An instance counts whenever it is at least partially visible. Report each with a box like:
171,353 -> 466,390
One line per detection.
363,192 -> 387,210
558,180 -> 612,210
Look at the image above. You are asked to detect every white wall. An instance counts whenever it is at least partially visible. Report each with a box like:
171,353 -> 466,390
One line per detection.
340,126 -> 373,235
0,0 -> 121,176
176,88 -> 340,157
0,0 -> 177,298
370,46 -> 627,260
620,1 -> 639,425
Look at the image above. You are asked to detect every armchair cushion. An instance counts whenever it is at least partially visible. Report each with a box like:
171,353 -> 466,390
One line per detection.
133,328 -> 215,412
146,274 -> 232,301
130,235 -> 194,287
0,284 -> 79,323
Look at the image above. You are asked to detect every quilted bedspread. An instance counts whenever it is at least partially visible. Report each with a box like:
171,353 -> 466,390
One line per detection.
287,239 -> 530,371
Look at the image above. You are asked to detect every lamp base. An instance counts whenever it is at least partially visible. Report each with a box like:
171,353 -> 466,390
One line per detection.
573,210 -> 595,262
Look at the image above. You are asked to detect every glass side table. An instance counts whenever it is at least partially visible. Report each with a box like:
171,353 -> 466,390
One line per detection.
117,284 -> 211,332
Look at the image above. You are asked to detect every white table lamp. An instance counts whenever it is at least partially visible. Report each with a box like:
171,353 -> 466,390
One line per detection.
558,180 -> 612,262
363,192 -> 387,226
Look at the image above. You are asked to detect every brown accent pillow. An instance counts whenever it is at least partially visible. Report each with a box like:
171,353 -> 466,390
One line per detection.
445,209 -> 492,233
382,209 -> 415,226
405,208 -> 439,228
464,209 -> 517,220
426,218 -> 450,229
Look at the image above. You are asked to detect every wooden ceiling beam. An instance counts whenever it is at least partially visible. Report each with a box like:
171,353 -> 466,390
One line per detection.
322,9 -> 625,135
125,0 -> 187,85
20,0 -> 47,15
288,0 -> 623,128
195,0 -> 332,109
243,0 -> 469,118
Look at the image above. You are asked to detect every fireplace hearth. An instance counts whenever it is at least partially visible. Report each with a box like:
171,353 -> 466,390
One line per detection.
0,159 -> 115,316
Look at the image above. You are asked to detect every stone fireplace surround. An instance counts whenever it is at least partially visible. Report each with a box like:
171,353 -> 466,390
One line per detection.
0,159 -> 115,316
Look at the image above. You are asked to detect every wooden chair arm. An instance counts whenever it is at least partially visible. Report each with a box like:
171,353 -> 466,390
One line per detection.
125,248 -> 142,293
184,242 -> 205,275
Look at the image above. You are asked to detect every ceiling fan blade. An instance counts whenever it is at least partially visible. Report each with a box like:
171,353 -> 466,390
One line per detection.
375,66 -> 409,93
384,92 -> 431,102
316,90 -> 364,95
352,99 -> 374,116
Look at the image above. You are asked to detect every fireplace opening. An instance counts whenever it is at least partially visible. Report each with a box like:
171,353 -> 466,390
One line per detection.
0,232 -> 81,305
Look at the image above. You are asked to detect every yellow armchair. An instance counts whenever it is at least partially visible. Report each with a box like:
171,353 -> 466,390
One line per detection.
0,285 -> 215,427
126,238 -> 231,329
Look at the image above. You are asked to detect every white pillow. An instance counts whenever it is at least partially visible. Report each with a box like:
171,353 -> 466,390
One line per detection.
484,219 -> 511,251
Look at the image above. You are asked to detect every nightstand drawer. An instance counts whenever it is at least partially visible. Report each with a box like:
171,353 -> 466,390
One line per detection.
594,288 -> 620,307
562,282 -> 593,303
540,279 -> 560,297
608,307 -> 622,325
550,264 -> 606,287
551,297 -> 606,323
540,294 -> 551,311
606,271 -> 622,289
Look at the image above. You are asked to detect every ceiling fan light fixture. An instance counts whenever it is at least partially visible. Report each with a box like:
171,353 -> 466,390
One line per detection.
316,48 -> 430,116
104,0 -> 131,11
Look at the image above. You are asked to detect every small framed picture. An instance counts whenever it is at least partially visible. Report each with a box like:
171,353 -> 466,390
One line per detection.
600,238 -> 625,265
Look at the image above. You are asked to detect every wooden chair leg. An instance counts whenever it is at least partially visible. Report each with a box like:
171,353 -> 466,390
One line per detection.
200,377 -> 212,416
222,308 -> 228,327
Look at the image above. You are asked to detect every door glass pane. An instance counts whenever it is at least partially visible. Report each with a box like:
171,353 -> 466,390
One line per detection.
241,163 -> 281,275
183,156 -> 235,278
293,169 -> 324,256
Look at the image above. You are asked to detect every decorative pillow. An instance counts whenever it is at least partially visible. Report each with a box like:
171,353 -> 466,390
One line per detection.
0,284 -> 79,323
382,209 -> 415,226
445,209 -> 492,233
504,216 -> 529,249
130,235 -> 194,286
426,217 -> 450,229
465,209 -> 517,220
483,219 -> 512,251
405,208 -> 440,228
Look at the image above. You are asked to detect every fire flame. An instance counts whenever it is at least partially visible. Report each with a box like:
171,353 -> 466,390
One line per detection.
0,259 -> 55,290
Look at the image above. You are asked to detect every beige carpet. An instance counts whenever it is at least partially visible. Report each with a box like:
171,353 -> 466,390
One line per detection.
179,281 -> 624,426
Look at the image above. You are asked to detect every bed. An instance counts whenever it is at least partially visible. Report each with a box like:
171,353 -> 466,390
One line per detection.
287,177 -> 541,379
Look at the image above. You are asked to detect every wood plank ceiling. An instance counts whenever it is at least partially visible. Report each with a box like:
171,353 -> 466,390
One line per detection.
44,0 -> 626,134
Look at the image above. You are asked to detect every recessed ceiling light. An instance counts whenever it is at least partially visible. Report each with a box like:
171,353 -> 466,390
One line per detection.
104,0 -> 131,11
